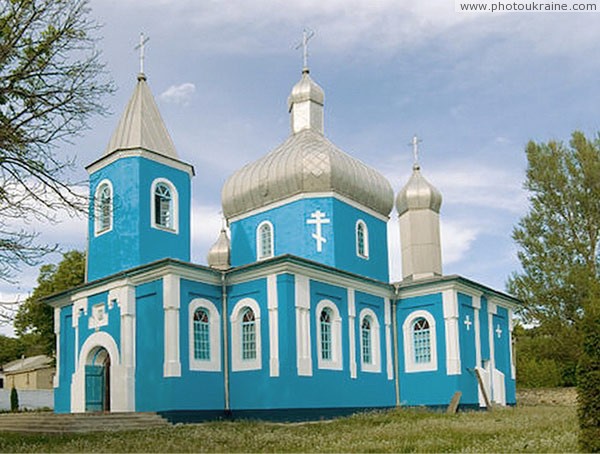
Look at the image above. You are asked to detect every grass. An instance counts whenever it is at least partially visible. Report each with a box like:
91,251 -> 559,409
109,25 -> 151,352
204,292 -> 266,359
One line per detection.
0,388 -> 578,453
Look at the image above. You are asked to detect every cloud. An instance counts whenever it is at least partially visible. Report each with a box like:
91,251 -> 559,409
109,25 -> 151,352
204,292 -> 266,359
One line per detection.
159,83 -> 196,106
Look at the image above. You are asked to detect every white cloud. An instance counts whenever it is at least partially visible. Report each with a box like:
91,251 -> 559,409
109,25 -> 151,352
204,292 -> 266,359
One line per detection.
159,82 -> 196,106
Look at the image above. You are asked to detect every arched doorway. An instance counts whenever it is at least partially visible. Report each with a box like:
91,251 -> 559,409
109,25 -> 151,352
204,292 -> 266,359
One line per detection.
85,347 -> 111,412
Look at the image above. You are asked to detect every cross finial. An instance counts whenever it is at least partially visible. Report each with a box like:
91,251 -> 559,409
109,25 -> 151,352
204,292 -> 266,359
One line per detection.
295,28 -> 315,73
134,32 -> 150,76
409,134 -> 422,169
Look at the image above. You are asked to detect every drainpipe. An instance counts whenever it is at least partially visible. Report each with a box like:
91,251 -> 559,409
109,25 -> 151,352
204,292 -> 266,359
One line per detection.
221,272 -> 230,413
392,283 -> 401,407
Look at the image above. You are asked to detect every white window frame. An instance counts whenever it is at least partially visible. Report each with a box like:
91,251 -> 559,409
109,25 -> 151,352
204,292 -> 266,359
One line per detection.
355,220 -> 369,259
150,178 -> 179,233
94,179 -> 113,236
359,308 -> 381,373
188,298 -> 221,372
256,220 -> 274,260
316,300 -> 343,370
403,310 -> 437,373
230,298 -> 262,372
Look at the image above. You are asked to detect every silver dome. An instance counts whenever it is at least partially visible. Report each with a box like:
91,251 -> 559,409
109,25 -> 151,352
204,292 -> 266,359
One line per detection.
287,70 -> 324,110
222,128 -> 394,218
396,165 -> 442,216
207,228 -> 231,270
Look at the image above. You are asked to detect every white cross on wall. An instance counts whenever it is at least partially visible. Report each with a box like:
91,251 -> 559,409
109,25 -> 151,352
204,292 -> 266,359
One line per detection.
496,324 -> 503,338
464,315 -> 472,331
306,210 -> 330,252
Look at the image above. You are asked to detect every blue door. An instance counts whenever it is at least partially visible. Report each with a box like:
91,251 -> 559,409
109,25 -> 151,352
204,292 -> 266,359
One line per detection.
85,365 -> 105,412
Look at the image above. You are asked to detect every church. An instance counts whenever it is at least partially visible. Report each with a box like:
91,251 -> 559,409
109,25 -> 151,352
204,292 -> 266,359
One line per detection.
46,47 -> 518,421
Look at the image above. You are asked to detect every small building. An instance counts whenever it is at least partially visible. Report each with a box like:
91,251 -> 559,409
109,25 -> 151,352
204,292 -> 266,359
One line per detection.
2,355 -> 54,391
46,59 -> 519,419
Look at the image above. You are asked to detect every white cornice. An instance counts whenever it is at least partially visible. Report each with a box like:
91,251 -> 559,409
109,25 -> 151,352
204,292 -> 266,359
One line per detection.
86,148 -> 195,177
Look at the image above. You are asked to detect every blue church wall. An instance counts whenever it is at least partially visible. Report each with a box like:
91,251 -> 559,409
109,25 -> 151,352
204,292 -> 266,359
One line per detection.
493,306 -> 516,404
229,196 -> 389,281
77,291 -> 121,354
87,156 -> 191,282
457,293 -> 479,405
55,306 -> 74,413
396,293 -> 457,406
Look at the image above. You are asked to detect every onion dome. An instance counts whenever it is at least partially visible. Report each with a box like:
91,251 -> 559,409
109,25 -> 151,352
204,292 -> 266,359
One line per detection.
207,228 -> 230,270
396,164 -> 442,216
221,71 -> 394,219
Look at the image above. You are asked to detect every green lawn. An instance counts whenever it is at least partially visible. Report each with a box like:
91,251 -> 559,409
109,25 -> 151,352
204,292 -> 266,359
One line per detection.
0,390 -> 578,453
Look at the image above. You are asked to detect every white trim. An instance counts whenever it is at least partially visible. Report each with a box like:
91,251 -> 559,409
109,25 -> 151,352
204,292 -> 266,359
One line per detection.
316,299 -> 343,371
384,298 -> 393,380
355,219 -> 369,259
88,302 -> 109,330
86,148 -> 194,177
53,308 -> 61,388
402,310 -> 438,373
348,289 -> 357,379
163,274 -> 181,377
118,285 -> 136,412
508,308 -> 516,380
93,179 -> 113,237
359,308 -> 381,373
151,177 -> 179,234
230,298 -> 262,372
256,220 -> 275,260
228,191 -> 390,223
267,274 -> 280,377
188,298 -> 221,372
443,289 -> 462,375
295,274 -> 312,376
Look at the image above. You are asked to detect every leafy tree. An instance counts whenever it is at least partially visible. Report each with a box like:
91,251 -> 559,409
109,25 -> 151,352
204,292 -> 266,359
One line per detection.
0,0 -> 113,283
508,131 -> 600,386
14,250 -> 85,356
0,334 -> 25,365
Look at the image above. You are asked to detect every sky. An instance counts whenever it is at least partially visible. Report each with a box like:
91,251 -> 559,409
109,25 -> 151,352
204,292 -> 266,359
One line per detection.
2,0 -> 600,335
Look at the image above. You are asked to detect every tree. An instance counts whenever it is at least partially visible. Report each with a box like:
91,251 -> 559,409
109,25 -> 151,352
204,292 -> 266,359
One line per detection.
14,250 -> 85,356
0,0 -> 113,283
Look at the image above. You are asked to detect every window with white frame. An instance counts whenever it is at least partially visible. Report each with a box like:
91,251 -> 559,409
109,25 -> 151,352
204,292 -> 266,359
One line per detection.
94,180 -> 113,236
256,221 -> 274,260
359,308 -> 381,373
356,220 -> 369,259
316,300 -> 343,370
230,298 -> 262,371
151,178 -> 178,232
402,310 -> 437,373
188,299 -> 221,371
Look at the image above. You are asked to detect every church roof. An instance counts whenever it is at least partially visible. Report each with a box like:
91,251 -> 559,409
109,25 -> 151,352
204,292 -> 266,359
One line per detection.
396,164 -> 442,215
221,71 -> 394,219
104,73 -> 178,158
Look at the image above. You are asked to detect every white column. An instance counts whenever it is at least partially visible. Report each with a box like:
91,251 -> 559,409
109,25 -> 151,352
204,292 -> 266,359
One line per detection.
163,274 -> 181,377
442,289 -> 461,375
348,289 -> 357,379
54,307 -> 61,388
267,274 -> 280,377
508,308 -> 516,380
295,274 -> 312,376
384,298 -> 393,380
116,285 -> 136,411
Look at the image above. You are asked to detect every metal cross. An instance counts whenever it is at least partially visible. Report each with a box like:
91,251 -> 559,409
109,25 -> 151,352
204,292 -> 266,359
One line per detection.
135,32 -> 150,74
496,324 -> 503,338
464,315 -> 472,331
295,28 -> 315,72
410,135 -> 422,167
306,210 -> 330,252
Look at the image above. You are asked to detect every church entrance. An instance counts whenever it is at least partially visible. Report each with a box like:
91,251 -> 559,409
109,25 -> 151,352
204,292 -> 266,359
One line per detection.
85,347 -> 111,412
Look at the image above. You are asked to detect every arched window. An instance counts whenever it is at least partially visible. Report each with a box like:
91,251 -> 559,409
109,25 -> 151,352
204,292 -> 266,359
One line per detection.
316,300 -> 343,370
256,221 -> 274,260
193,308 -> 210,361
320,308 -> 332,361
361,316 -> 372,364
242,308 -> 256,360
359,308 -> 381,373
356,220 -> 369,259
151,178 -> 178,233
230,298 -> 262,371
94,180 -> 113,236
188,299 -> 221,371
402,310 -> 437,373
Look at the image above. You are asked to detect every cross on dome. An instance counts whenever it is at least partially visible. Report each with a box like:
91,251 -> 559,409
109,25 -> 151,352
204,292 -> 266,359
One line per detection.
410,134 -> 422,169
135,32 -> 150,76
295,28 -> 315,73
